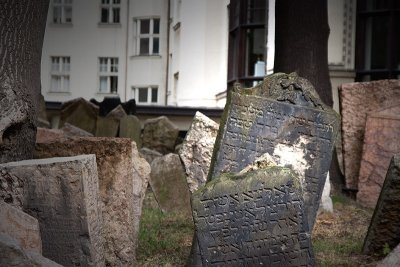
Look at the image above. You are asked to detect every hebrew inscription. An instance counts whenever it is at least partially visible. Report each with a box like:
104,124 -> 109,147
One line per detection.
192,167 -> 314,266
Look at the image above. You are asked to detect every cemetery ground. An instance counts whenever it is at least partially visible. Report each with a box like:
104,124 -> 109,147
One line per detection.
137,190 -> 381,267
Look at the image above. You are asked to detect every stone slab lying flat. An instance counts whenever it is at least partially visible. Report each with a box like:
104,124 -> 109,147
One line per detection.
0,201 -> 42,254
0,155 -> 104,266
34,137 -> 150,266
192,166 -> 314,266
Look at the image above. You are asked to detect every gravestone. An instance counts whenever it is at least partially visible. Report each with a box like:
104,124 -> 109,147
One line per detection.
179,112 -> 219,193
0,201 -> 42,254
357,105 -> 400,208
140,147 -> 162,164
0,167 -> 24,208
376,243 -> 400,267
119,115 -> 142,148
0,155 -> 104,266
61,122 -> 93,137
339,80 -> 400,190
36,128 -> 65,143
142,116 -> 179,154
209,73 -> 339,229
91,97 -> 136,116
95,116 -> 119,137
363,154 -> 400,257
192,164 -> 314,266
34,137 -> 149,266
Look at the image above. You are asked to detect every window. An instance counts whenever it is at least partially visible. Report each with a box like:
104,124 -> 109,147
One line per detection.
50,56 -> 70,92
100,0 -> 120,24
135,18 -> 160,55
53,0 -> 72,24
133,87 -> 158,104
356,0 -> 400,81
99,57 -> 118,93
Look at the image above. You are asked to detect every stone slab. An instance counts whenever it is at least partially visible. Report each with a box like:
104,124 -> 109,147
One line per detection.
357,105 -> 400,208
119,115 -> 142,148
60,97 -> 99,134
61,122 -> 94,137
363,154 -> 400,256
0,201 -> 42,254
34,137 -> 149,266
209,74 -> 339,230
142,116 -> 179,154
376,243 -> 400,267
339,80 -> 400,189
0,233 -> 62,267
0,167 -> 24,208
179,112 -> 219,193
192,166 -> 314,266
95,116 -> 119,137
0,155 -> 104,266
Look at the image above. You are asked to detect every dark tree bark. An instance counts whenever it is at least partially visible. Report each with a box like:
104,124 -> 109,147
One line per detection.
0,0 -> 49,163
274,0 -> 345,192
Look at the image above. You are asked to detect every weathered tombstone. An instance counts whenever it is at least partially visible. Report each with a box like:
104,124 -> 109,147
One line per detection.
0,167 -> 24,208
95,116 -> 119,137
179,112 -> 219,193
357,105 -> 400,208
0,233 -> 62,267
339,80 -> 400,190
36,128 -> 65,143
150,153 -> 192,215
91,97 -> 136,116
376,243 -> 400,267
107,104 -> 127,120
209,73 -> 339,229
34,137 -> 149,266
0,155 -> 104,266
59,97 -> 99,134
140,147 -> 162,164
119,115 -> 142,148
363,154 -> 400,257
0,201 -> 42,254
192,164 -> 314,266
61,122 -> 93,137
142,116 -> 179,154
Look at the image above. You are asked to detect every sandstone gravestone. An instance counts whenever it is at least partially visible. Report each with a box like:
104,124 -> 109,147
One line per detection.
140,147 -> 162,164
209,73 -> 339,229
150,153 -> 191,215
61,122 -> 93,137
192,165 -> 314,266
0,201 -> 42,254
179,112 -> 219,193
339,80 -> 400,190
0,155 -> 104,266
363,154 -> 400,256
357,105 -> 400,208
34,137 -> 149,266
119,115 -> 142,148
95,116 -> 119,137
143,116 -> 179,154
0,233 -> 62,267
59,97 -> 99,134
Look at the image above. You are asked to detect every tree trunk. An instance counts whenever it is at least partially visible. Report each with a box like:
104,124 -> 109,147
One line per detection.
274,0 -> 345,191
0,0 -> 49,163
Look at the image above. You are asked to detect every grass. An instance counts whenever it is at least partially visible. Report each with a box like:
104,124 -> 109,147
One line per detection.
137,190 -> 379,266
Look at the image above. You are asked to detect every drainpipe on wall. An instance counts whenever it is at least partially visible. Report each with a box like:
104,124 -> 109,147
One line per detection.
165,0 -> 171,106
124,0 -> 130,102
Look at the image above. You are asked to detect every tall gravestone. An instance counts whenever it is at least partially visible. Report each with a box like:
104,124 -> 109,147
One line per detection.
0,155 -> 104,266
363,154 -> 400,257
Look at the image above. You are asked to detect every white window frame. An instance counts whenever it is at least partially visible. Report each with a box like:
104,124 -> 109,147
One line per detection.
135,18 -> 160,56
133,86 -> 159,104
52,0 -> 72,24
98,57 -> 119,94
100,0 -> 121,24
50,56 -> 70,93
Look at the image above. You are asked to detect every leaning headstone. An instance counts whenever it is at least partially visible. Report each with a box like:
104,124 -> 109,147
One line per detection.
0,201 -> 42,254
95,116 -> 119,137
363,154 -> 400,256
59,97 -> 99,134
91,97 -> 136,116
376,243 -> 400,267
142,116 -> 179,154
0,155 -> 104,266
179,112 -> 219,193
339,80 -> 400,190
106,104 -> 127,120
61,122 -> 93,137
192,164 -> 314,266
209,73 -> 339,229
0,233 -> 62,267
34,137 -> 149,266
357,105 -> 400,208
150,153 -> 191,215
140,147 -> 162,164
120,115 -> 142,148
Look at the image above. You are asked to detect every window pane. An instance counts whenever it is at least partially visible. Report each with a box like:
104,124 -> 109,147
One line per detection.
99,77 -> 108,92
140,38 -> 149,55
113,8 -> 120,23
246,28 -> 265,76
51,76 -> 61,91
65,6 -> 72,23
51,57 -> 60,71
153,37 -> 159,54
138,88 -> 148,102
63,76 -> 70,91
64,0 -> 72,4
153,19 -> 160,34
54,0 -> 61,4
99,58 -> 108,72
101,8 -> 109,23
151,88 -> 158,103
111,58 -> 118,72
102,0 -> 109,4
53,6 -> 61,23
62,57 -> 70,72
110,76 -> 118,93
140,19 -> 150,34
113,0 -> 120,4
365,16 -> 388,69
